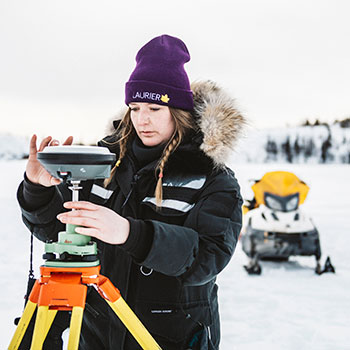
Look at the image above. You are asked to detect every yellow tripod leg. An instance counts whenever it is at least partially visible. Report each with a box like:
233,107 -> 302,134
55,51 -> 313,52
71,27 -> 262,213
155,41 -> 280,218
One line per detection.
106,297 -> 162,350
43,309 -> 58,341
8,300 -> 37,350
67,306 -> 84,350
30,306 -> 57,350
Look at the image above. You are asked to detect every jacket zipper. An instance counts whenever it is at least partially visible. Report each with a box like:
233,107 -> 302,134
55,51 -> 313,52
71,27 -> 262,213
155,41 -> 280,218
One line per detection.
121,174 -> 139,209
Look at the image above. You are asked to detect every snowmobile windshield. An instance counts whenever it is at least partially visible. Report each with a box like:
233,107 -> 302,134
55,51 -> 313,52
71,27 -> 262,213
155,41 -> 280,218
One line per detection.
250,171 -> 309,208
264,192 -> 299,212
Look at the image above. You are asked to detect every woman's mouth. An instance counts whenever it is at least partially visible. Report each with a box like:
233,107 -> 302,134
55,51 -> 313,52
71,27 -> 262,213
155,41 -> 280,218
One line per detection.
140,131 -> 155,136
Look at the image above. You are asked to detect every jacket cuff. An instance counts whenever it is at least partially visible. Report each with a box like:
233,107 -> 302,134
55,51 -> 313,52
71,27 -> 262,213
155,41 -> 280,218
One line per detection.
120,217 -> 154,262
20,172 -> 55,211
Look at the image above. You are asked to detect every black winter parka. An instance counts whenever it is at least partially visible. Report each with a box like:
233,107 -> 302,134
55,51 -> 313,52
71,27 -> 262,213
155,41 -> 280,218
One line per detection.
17,81 -> 245,349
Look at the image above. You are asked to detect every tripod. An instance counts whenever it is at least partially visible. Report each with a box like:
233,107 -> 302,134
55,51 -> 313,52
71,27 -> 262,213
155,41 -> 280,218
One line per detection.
9,264 -> 161,350
9,180 -> 162,350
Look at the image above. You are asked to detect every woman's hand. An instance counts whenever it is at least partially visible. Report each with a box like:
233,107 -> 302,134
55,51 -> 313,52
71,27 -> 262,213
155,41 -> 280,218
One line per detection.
57,201 -> 130,245
26,134 -> 73,187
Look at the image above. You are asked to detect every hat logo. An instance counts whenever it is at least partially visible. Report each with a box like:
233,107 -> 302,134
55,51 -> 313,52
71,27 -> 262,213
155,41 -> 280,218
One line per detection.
161,94 -> 170,103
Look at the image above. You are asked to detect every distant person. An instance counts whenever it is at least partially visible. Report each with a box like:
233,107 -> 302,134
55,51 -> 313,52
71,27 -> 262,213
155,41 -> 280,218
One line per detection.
17,34 -> 245,349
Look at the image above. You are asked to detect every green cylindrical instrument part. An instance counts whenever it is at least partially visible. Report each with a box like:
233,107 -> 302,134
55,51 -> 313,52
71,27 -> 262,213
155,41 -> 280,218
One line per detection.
65,224 -> 91,244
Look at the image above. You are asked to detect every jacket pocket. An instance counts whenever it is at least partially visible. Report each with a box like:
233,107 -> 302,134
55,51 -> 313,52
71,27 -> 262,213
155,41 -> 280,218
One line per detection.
135,301 -> 212,344
186,323 -> 217,350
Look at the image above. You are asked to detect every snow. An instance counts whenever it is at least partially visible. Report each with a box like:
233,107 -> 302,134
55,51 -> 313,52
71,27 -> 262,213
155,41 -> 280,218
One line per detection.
1,160 -> 350,350
219,163 -> 350,350
0,134 -> 29,160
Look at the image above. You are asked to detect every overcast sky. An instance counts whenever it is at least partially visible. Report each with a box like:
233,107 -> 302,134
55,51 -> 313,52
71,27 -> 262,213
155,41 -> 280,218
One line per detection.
1,0 -> 349,144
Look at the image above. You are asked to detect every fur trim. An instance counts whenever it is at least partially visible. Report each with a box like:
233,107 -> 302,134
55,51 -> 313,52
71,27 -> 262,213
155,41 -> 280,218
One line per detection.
105,108 -> 127,136
192,80 -> 246,167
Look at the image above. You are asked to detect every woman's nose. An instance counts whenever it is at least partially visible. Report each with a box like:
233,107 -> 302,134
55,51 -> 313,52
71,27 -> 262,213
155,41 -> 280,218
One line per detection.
138,110 -> 150,124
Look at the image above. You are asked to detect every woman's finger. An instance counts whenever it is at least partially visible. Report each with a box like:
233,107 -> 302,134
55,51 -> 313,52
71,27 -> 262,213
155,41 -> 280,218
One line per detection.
58,208 -> 99,220
49,139 -> 60,146
74,227 -> 100,238
57,215 -> 99,228
50,176 -> 62,186
63,201 -> 99,211
38,136 -> 52,152
63,136 -> 74,145
29,134 -> 38,157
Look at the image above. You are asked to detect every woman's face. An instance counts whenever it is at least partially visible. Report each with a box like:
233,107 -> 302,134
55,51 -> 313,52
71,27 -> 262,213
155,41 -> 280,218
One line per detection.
130,102 -> 176,146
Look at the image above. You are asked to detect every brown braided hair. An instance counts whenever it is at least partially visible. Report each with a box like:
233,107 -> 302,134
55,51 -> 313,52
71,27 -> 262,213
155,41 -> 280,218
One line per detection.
103,107 -> 195,207
103,108 -> 134,187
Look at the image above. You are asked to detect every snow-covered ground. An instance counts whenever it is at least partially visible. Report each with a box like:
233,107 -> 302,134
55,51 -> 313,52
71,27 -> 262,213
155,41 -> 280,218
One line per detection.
1,160 -> 349,350
219,162 -> 350,350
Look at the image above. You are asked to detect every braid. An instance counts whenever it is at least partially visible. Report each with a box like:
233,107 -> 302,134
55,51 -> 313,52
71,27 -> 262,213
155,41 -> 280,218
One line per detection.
155,135 -> 180,207
104,109 -> 134,187
154,107 -> 195,208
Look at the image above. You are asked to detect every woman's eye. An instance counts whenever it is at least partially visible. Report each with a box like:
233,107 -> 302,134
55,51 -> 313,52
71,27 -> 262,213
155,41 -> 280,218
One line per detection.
150,108 -> 160,111
130,107 -> 139,112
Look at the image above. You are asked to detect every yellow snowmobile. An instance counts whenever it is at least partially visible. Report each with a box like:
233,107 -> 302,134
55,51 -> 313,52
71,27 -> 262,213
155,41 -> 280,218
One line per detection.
241,171 -> 334,275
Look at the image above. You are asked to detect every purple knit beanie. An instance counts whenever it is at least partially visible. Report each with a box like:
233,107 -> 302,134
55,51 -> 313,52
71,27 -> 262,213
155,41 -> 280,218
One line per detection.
125,35 -> 193,110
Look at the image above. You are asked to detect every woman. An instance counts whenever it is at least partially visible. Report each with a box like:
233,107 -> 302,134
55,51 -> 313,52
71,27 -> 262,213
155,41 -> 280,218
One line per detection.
17,35 -> 245,349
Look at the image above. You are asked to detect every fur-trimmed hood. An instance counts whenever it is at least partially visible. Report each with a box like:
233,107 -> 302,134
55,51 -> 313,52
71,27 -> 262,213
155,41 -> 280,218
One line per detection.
191,80 -> 245,167
106,80 -> 245,168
